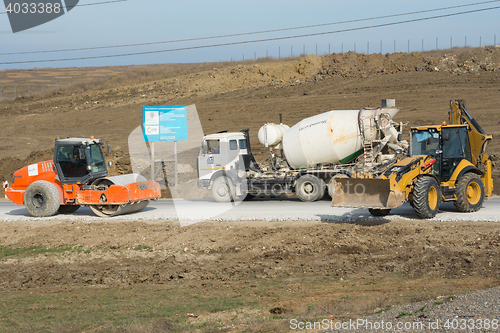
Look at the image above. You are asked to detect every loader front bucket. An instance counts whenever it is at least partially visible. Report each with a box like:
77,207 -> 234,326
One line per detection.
331,178 -> 405,209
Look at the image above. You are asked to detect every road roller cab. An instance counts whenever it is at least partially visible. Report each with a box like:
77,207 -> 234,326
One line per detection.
6,137 -> 161,217
53,137 -> 110,186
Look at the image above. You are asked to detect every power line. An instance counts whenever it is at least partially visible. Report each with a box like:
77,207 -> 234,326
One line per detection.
1,5 -> 499,65
0,0 -> 127,15
0,0 -> 498,56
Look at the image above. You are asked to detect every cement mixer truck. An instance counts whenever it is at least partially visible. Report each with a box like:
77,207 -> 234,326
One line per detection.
197,99 -> 408,203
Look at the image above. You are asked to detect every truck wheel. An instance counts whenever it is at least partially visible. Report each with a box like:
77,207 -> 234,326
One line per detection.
24,181 -> 61,217
58,205 -> 80,214
296,175 -> 325,202
243,193 -> 255,201
212,176 -> 235,202
412,176 -> 440,219
369,208 -> 391,217
454,173 -> 485,212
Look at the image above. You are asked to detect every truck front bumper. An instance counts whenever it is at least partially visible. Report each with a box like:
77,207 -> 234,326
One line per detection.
198,179 -> 211,188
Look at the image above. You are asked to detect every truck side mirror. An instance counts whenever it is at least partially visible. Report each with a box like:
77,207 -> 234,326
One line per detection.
107,143 -> 111,154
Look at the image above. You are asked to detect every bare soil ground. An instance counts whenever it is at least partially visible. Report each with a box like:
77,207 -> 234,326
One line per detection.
1,219 -> 500,332
1,46 -> 500,332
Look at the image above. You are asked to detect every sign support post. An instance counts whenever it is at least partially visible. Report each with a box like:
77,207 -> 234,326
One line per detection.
143,106 -> 187,187
174,141 -> 178,186
150,141 -> 155,181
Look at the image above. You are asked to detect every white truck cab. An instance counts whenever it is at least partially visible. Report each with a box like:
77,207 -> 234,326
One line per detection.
197,130 -> 256,201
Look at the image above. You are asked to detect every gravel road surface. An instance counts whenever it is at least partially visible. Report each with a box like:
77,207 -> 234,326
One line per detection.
1,197 -> 499,225
321,286 -> 500,332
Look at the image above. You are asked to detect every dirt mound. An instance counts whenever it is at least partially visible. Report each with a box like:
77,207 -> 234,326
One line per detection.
318,46 -> 500,78
440,46 -> 500,74
0,219 -> 499,290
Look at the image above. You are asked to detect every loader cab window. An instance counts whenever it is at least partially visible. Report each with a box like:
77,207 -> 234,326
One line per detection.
442,127 -> 471,161
441,126 -> 472,180
411,129 -> 441,175
239,139 -> 247,149
411,129 -> 440,156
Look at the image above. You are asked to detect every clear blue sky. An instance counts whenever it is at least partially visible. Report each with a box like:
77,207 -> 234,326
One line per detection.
0,0 -> 499,70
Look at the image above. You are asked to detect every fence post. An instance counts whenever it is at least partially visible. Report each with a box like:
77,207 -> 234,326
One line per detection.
354,43 -> 356,53
407,39 -> 410,53
14,86 -> 16,99
0,87 -> 2,100
291,45 -> 293,57
316,43 -> 318,55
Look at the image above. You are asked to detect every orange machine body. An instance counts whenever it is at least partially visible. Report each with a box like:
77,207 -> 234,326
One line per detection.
6,160 -> 160,206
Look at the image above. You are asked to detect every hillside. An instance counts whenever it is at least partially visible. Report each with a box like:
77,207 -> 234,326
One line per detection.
1,46 -> 500,196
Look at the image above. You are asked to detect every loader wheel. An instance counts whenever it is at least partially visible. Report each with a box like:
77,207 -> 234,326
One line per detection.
24,181 -> 61,217
369,208 -> 391,217
296,175 -> 325,202
454,173 -> 485,212
212,176 -> 235,202
412,176 -> 440,219
58,205 -> 80,214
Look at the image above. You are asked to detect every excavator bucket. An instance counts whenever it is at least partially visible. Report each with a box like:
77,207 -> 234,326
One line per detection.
331,178 -> 405,209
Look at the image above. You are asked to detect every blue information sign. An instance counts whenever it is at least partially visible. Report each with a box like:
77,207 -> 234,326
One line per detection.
143,106 -> 188,142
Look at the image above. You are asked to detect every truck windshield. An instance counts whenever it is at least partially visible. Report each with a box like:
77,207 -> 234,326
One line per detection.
86,144 -> 107,173
203,140 -> 220,154
411,129 -> 440,156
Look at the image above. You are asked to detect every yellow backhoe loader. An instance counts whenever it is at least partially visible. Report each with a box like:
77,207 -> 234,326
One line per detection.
332,100 -> 493,218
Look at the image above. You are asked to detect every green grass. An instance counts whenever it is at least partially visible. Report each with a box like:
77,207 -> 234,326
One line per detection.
415,306 -> 427,313
133,245 -> 153,252
0,244 -> 89,259
0,285 -> 248,333
396,311 -> 412,318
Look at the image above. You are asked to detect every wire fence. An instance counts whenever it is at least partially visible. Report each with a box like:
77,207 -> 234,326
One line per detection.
232,34 -> 498,61
1,35 -> 498,101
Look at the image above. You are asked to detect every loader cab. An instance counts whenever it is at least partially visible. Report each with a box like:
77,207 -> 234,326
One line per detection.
54,138 -> 109,185
410,125 -> 472,181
